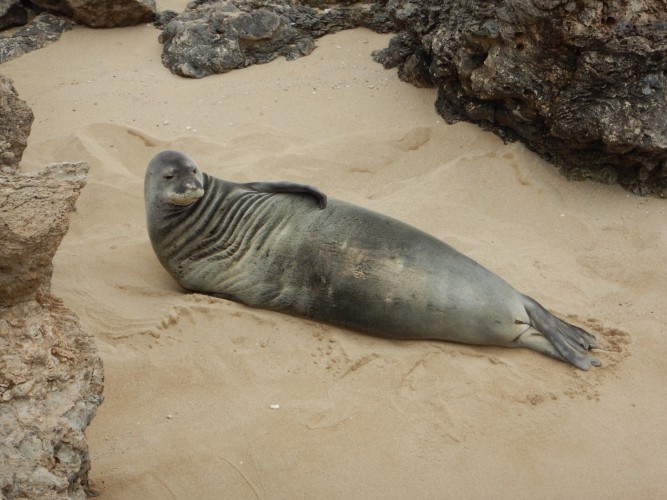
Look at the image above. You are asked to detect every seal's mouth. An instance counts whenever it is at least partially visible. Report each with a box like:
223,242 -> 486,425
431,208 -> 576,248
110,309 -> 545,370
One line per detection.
166,187 -> 205,206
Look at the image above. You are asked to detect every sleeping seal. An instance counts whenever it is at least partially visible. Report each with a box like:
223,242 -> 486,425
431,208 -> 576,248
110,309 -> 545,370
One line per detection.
144,150 -> 600,370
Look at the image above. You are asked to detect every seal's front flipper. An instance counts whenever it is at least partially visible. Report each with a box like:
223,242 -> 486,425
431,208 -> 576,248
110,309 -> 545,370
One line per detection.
244,181 -> 327,209
520,294 -> 601,371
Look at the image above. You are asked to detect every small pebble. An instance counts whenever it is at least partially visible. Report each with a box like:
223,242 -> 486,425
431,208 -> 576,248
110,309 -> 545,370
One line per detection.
166,414 -> 173,419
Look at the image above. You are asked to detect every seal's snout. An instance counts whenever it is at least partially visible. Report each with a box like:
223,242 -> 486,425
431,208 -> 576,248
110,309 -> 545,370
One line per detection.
185,178 -> 203,192
167,186 -> 204,206
163,170 -> 205,206
175,178 -> 203,197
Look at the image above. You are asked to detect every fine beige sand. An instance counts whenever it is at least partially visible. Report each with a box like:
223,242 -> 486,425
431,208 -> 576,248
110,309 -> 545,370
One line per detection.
4,2 -> 667,498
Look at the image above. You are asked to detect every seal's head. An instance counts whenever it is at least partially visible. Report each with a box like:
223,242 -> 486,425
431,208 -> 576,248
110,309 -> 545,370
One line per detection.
145,150 -> 205,207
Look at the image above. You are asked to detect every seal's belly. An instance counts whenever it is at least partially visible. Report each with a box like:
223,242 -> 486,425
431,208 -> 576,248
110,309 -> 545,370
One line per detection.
182,198 -> 525,344
278,235 -> 522,343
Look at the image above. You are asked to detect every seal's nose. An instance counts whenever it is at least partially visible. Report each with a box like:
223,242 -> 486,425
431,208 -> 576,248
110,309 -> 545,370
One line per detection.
185,178 -> 203,191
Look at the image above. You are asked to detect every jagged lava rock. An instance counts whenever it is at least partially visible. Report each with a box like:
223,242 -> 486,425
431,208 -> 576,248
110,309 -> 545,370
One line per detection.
0,162 -> 105,499
159,0 -> 394,78
31,0 -> 156,28
374,0 -> 667,196
0,12 -> 73,64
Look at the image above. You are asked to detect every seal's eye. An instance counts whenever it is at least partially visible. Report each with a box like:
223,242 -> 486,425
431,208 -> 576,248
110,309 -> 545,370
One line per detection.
164,175 -> 174,180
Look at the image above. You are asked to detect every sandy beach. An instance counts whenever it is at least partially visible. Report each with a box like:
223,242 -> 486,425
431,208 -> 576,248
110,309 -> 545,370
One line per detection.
3,1 -> 666,498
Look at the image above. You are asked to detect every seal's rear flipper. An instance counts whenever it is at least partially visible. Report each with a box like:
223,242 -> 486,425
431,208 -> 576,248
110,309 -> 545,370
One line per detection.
244,181 -> 327,209
519,295 -> 601,371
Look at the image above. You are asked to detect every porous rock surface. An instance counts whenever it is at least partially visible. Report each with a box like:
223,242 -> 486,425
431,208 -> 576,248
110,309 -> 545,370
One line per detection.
0,12 -> 74,64
0,76 -> 103,498
374,0 -> 667,196
158,0 -> 395,78
31,0 -> 156,28
0,161 -> 103,499
0,76 -> 34,173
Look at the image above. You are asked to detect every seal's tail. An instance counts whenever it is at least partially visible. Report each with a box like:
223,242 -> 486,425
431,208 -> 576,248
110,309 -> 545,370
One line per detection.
521,295 -> 601,371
